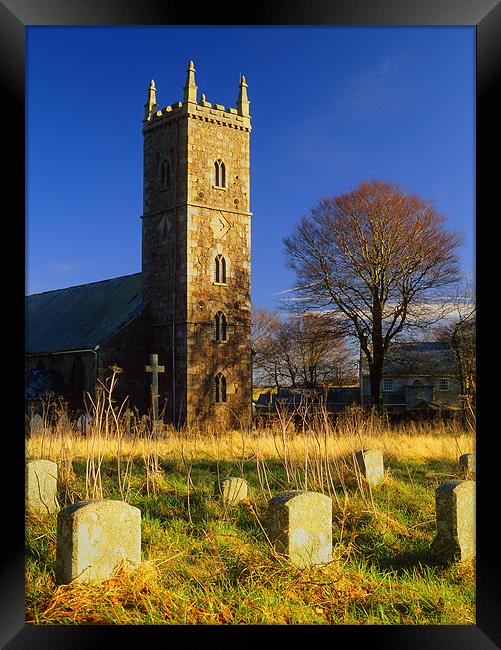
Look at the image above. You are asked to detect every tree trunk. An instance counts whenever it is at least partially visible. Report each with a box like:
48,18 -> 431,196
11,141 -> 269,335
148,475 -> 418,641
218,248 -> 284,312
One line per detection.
369,363 -> 383,411
370,298 -> 385,411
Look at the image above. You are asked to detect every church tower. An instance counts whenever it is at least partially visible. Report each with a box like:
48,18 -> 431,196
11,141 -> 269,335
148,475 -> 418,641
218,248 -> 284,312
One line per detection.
141,62 -> 252,428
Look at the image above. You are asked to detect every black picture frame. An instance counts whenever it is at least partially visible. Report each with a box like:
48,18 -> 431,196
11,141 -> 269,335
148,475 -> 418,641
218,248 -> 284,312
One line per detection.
6,0 -> 499,647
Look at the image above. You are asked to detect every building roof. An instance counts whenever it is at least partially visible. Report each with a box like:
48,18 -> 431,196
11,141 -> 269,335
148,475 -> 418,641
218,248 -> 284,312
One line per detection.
361,341 -> 457,377
384,341 -> 456,376
26,273 -> 145,354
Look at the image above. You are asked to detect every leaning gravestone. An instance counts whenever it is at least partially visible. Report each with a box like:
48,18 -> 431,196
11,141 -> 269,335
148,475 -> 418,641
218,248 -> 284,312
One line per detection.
56,499 -> 141,585
214,476 -> 249,505
355,449 -> 384,488
267,490 -> 332,569
459,453 -> 476,479
430,480 -> 475,562
25,459 -> 59,515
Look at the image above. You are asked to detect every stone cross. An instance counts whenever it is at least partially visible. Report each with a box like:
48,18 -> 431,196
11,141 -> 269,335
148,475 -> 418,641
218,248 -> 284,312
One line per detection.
145,354 -> 164,421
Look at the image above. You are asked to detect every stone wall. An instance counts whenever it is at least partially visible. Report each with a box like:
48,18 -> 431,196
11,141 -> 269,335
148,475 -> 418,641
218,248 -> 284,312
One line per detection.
25,350 -> 96,413
97,306 -> 151,414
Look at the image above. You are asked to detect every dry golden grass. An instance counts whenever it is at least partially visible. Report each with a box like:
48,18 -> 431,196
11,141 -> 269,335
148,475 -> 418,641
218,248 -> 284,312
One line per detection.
26,416 -> 473,467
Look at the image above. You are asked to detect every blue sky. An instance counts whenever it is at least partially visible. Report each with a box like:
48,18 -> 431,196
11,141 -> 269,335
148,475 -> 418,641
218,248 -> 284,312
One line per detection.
26,26 -> 475,311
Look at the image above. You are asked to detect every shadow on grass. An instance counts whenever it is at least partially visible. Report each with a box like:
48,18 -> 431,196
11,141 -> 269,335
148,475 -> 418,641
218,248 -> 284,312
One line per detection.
385,457 -> 461,484
360,540 -> 464,578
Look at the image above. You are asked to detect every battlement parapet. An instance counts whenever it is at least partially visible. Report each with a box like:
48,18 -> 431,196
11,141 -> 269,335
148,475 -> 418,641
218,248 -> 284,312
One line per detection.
143,62 -> 251,133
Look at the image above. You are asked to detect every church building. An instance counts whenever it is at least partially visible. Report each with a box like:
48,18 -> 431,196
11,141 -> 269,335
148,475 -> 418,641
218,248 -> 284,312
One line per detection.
25,62 -> 253,428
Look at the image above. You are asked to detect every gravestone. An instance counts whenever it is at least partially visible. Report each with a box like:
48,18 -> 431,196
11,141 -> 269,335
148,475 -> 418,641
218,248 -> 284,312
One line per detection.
214,476 -> 249,505
267,490 -> 332,569
57,413 -> 71,432
30,413 -> 44,436
56,499 -> 141,585
355,449 -> 384,488
123,409 -> 133,437
459,453 -> 476,479
76,413 -> 93,436
431,480 -> 475,562
25,459 -> 59,515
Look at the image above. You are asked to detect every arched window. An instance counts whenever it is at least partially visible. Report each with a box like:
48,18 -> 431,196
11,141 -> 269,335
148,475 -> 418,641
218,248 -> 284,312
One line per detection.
214,159 -> 226,188
214,254 -> 227,284
214,311 -> 227,342
214,373 -> 227,403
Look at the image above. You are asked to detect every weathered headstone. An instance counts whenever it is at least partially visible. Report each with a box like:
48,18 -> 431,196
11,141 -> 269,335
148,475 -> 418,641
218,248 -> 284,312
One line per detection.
459,453 -> 476,479
57,413 -> 71,432
26,459 -> 59,515
431,480 -> 475,562
56,499 -> 141,585
76,413 -> 93,436
355,449 -> 384,488
214,476 -> 249,505
30,413 -> 44,436
123,408 -> 133,437
267,490 -> 332,569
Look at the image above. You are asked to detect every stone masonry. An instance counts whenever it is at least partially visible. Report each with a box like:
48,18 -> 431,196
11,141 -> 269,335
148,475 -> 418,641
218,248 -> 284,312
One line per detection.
141,62 -> 252,428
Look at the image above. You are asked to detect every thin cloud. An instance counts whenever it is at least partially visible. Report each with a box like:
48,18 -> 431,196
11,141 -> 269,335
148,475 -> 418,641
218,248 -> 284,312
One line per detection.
345,57 -> 400,121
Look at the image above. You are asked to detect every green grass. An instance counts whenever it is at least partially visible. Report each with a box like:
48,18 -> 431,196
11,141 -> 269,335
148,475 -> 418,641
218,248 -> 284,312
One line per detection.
25,450 -> 475,625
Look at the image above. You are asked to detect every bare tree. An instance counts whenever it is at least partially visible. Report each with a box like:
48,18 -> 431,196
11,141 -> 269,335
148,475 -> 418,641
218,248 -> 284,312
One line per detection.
251,307 -> 282,391
283,180 -> 463,408
252,308 -> 355,391
435,279 -> 476,399
286,312 -> 350,388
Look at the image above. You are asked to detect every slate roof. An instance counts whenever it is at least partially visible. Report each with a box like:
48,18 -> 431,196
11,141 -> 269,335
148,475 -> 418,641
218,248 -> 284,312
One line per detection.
361,341 -> 457,377
383,341 -> 457,376
25,273 -> 146,354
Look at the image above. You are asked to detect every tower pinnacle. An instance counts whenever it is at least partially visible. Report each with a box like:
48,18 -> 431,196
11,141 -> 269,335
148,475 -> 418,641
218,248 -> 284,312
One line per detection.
183,60 -> 198,104
237,74 -> 250,117
144,79 -> 157,121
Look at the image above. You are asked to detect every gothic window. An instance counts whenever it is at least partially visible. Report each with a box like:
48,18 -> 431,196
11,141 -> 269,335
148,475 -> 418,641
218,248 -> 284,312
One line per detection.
214,254 -> 227,284
214,372 -> 227,403
214,311 -> 227,342
214,159 -> 226,188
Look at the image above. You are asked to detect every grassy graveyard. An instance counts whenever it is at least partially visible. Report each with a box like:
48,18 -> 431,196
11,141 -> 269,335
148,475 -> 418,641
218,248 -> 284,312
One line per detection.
25,400 -> 475,625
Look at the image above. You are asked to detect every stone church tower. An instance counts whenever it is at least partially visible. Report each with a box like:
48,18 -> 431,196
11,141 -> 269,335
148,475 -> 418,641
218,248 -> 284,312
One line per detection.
141,61 -> 252,428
